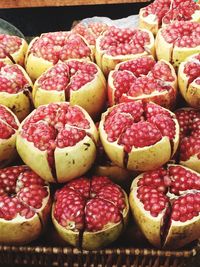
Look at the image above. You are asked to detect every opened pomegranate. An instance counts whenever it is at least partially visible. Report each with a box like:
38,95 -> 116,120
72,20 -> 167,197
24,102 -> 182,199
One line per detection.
0,165 -> 51,244
25,31 -> 92,81
0,62 -> 33,121
72,22 -> 109,55
52,175 -> 129,250
16,102 -> 98,183
139,0 -> 200,35
108,55 -> 177,109
178,53 -> 200,108
175,108 -> 200,173
0,34 -> 28,66
99,101 -> 179,172
130,164 -> 200,249
155,21 -> 200,69
95,26 -> 155,76
0,104 -> 20,168
32,59 -> 106,119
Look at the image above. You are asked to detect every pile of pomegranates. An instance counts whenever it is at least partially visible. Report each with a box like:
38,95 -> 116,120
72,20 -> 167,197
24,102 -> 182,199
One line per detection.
0,0 -> 199,250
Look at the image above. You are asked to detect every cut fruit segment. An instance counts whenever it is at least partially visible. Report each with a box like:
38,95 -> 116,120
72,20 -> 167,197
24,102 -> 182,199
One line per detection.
175,108 -> 200,173
33,60 -> 106,119
52,175 -> 129,250
99,101 -> 179,172
0,165 -> 51,244
129,164 -> 200,248
95,26 -> 155,76
25,31 -> 93,80
155,21 -> 200,69
178,53 -> 200,108
108,55 -> 177,109
16,102 -> 98,183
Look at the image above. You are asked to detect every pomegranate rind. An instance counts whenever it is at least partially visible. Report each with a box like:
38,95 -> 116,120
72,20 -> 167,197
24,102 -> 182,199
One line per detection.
1,38 -> 28,66
155,24 -> 200,69
108,58 -> 177,109
16,103 -> 98,183
99,103 -> 180,172
129,174 -> 166,247
95,29 -> 155,76
0,105 -> 20,168
178,54 -> 200,108
0,213 -> 42,244
0,64 -> 33,121
55,135 -> 97,183
52,189 -> 129,250
33,60 -> 107,119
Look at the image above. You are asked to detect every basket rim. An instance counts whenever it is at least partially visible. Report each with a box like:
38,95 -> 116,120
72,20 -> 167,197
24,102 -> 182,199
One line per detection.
0,240 -> 199,258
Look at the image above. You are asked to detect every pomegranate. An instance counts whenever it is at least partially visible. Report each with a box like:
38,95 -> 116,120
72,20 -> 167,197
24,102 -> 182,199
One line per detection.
178,53 -> 200,108
95,26 -> 155,76
139,0 -> 200,35
99,101 -> 179,172
139,0 -> 171,35
32,59 -> 106,119
0,62 -> 33,121
16,102 -> 98,183
0,34 -> 28,66
175,108 -> 200,173
108,55 -> 177,109
155,21 -> 200,69
129,164 -> 200,249
0,165 -> 51,244
25,31 -> 92,81
0,104 -> 20,168
52,175 -> 129,250
72,22 -> 109,55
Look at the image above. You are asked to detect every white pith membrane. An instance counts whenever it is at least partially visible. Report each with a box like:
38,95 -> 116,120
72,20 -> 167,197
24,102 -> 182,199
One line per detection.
155,21 -> 200,68
129,164 -> 200,249
139,0 -> 200,35
52,175 -> 129,249
0,62 -> 33,121
25,31 -> 93,80
33,59 -> 106,118
0,33 -> 28,66
0,104 -> 20,168
178,53 -> 200,108
16,102 -> 98,183
175,108 -> 200,173
99,101 -> 179,172
0,165 -> 50,244
95,26 -> 155,75
108,55 -> 177,108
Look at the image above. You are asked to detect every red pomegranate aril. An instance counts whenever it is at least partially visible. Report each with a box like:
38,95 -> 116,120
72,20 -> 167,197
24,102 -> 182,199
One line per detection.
0,34 -> 22,58
65,177 -> 90,198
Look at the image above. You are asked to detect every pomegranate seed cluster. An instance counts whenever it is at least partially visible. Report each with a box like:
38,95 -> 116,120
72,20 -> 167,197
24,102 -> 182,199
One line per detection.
0,34 -> 22,59
99,27 -> 151,56
54,176 -> 126,232
103,101 -> 176,152
0,62 -> 29,94
38,60 -> 97,92
30,32 -> 91,64
175,109 -> 200,161
183,55 -> 200,84
72,22 -> 109,46
136,165 -> 200,221
162,21 -> 200,48
0,105 -> 18,139
0,166 -> 48,220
